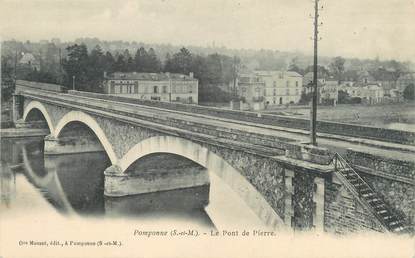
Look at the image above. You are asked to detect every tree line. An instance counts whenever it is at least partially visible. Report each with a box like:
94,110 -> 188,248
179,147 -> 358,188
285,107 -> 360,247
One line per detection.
2,39 -> 414,102
5,44 -> 237,102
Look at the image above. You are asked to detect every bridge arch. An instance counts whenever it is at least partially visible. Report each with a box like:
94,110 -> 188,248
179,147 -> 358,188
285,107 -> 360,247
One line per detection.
118,135 -> 285,229
21,146 -> 76,214
54,111 -> 118,165
23,100 -> 55,132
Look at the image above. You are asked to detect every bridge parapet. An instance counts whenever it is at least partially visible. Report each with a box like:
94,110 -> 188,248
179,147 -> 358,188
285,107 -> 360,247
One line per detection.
68,90 -> 415,145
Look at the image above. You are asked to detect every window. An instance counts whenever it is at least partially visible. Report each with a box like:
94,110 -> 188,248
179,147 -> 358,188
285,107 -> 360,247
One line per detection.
188,85 -> 193,93
176,97 -> 181,101
273,89 -> 276,96
134,84 -> 138,94
273,81 -> 276,87
296,81 -> 299,87
286,89 -> 290,95
153,86 -> 158,93
296,89 -> 299,95
255,87 -> 260,92
286,81 -> 290,87
162,86 -> 167,94
188,96 -> 193,103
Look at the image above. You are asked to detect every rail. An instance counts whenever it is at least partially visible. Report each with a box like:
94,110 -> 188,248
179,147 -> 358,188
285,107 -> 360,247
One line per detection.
331,153 -> 408,233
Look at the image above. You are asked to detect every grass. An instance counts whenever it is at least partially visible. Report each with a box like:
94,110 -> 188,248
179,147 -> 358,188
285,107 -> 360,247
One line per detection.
263,102 -> 415,127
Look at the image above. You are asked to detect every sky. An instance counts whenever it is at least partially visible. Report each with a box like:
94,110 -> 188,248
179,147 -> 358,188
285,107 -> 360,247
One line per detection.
1,0 -> 415,61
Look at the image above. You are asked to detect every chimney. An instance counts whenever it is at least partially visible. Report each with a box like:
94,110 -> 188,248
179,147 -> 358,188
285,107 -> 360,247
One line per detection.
189,72 -> 194,78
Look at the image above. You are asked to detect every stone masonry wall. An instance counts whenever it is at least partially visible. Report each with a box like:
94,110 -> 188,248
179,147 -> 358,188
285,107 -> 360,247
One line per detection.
292,172 -> 314,230
324,175 -> 385,234
346,149 -> 414,230
361,174 -> 414,231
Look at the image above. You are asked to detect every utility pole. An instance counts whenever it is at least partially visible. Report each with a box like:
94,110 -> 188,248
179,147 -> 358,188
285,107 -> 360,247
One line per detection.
58,48 -> 63,85
233,56 -> 238,99
14,48 -> 18,83
310,0 -> 322,146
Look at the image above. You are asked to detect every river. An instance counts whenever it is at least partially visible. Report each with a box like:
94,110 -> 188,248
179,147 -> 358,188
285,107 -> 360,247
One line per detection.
0,137 -> 266,230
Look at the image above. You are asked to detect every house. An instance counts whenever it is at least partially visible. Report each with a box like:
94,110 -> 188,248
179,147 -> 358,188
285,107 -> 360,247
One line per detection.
303,72 -> 339,105
253,70 -> 303,106
396,73 -> 415,92
357,70 -> 376,84
341,84 -> 384,104
302,71 -> 326,95
19,53 -> 40,71
103,72 -> 198,104
319,80 -> 339,105
237,74 -> 266,110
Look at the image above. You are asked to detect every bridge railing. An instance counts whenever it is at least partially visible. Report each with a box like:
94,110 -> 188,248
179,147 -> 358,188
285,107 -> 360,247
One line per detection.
67,90 -> 415,145
15,80 -> 67,93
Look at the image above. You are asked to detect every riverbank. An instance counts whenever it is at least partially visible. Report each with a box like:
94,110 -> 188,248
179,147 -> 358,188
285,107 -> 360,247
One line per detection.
0,128 -> 49,138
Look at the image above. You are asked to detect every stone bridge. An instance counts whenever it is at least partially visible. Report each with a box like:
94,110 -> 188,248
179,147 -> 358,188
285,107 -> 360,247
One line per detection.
11,83 -> 415,234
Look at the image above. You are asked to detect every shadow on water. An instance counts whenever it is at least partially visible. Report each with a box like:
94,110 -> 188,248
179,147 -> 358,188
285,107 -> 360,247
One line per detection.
0,138 -> 214,228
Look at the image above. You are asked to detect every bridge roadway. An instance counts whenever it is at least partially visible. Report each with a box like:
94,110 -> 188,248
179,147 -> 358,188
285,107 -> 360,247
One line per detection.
22,90 -> 415,162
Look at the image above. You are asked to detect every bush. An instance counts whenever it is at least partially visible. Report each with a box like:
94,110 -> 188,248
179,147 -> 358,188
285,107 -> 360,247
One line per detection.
403,84 -> 414,100
199,85 -> 232,102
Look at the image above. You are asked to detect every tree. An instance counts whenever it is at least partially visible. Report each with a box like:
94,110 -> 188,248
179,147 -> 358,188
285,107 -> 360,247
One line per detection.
304,65 -> 330,78
62,44 -> 89,91
288,57 -> 304,75
338,90 -> 350,104
134,47 -> 148,72
166,47 -> 192,74
24,70 -> 57,84
146,48 -> 161,72
329,56 -> 346,81
113,54 -> 126,72
164,53 -> 173,72
103,51 -> 115,73
403,83 -> 414,100
87,45 -> 106,92
1,55 -> 15,101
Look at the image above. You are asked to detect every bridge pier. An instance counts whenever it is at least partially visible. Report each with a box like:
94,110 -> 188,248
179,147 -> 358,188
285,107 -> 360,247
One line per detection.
284,169 -> 295,226
313,177 -> 325,231
12,94 -> 23,123
104,164 -> 210,197
14,119 -> 48,129
44,134 -> 105,155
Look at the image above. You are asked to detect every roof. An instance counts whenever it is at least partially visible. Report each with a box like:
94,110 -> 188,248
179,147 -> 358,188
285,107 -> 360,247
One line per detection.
397,73 -> 415,81
107,72 -> 197,81
19,53 -> 38,64
254,70 -> 303,78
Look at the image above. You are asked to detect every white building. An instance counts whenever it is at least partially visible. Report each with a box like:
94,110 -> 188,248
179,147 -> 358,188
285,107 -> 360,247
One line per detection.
103,72 -> 198,104
253,70 -> 303,105
340,84 -> 385,104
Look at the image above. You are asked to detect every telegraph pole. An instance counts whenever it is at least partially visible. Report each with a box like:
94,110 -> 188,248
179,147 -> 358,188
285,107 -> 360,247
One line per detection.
58,48 -> 63,85
310,0 -> 321,146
